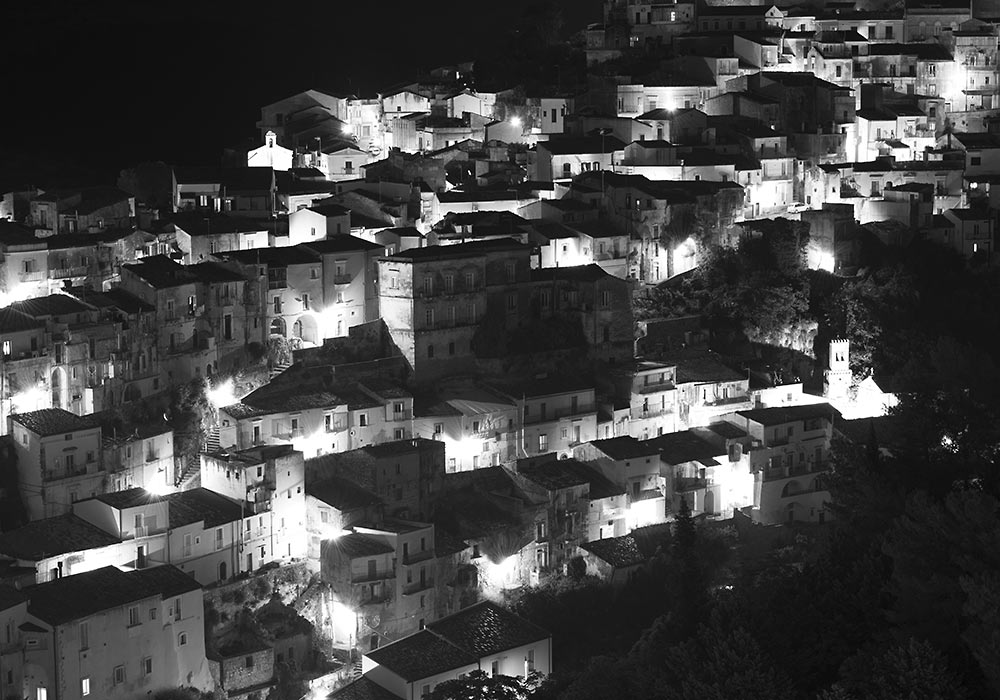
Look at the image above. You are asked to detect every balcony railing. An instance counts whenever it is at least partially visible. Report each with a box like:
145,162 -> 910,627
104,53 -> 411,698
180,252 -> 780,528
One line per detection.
390,409 -> 413,421
333,274 -> 353,285
402,549 -> 435,566
352,570 -> 396,585
50,265 -> 88,279
763,460 -> 830,481
523,403 -> 596,425
402,579 -> 434,596
43,466 -> 90,482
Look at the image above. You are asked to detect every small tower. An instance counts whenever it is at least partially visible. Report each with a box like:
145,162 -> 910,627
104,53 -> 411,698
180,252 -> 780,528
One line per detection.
823,339 -> 852,401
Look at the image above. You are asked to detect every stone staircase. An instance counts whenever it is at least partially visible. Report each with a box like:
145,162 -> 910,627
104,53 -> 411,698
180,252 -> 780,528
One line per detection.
205,427 -> 221,453
175,454 -> 202,490
270,359 -> 292,379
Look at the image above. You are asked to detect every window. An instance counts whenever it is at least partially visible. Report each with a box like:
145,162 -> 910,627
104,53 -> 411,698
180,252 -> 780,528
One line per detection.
444,274 -> 454,292
142,657 -> 152,676
562,163 -> 572,176
505,261 -> 516,282
422,685 -> 431,699
424,276 -> 434,295
506,294 -> 517,312
150,607 -> 157,621
425,308 -> 434,326
302,293 -> 310,310
273,296 -> 282,314
359,413 -> 368,427
427,344 -> 434,358
215,528 -> 224,550
178,632 -> 188,646
538,434 -> 548,452
526,649 -> 536,674
81,678 -> 90,696
114,665 -> 126,685
128,605 -> 140,627
835,65 -> 842,78
972,156 -> 982,166
394,428 -> 404,440
245,656 -> 254,669
464,271 -> 475,288
80,622 -> 89,650
492,660 -> 500,676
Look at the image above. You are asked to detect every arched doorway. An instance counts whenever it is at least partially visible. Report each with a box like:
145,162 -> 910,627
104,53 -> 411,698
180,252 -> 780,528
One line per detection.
293,315 -> 319,345
704,490 -> 715,515
219,561 -> 227,582
270,317 -> 286,337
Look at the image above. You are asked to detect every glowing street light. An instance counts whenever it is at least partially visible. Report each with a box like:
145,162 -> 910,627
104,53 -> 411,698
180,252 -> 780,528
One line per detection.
206,378 -> 240,409
510,116 -> 523,129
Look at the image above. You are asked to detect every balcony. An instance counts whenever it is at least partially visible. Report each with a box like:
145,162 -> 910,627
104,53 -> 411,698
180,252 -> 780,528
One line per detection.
704,394 -> 751,408
402,578 -> 434,596
359,592 -> 392,607
333,274 -> 353,285
402,549 -> 434,566
43,466 -> 90,482
390,409 -> 412,421
763,460 -> 830,481
352,570 -> 396,585
523,403 -> 596,425
51,265 -> 88,279
675,476 -> 712,492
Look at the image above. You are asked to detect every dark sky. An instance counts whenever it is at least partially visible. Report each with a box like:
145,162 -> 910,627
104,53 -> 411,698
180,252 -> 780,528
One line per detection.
2,1 -> 600,188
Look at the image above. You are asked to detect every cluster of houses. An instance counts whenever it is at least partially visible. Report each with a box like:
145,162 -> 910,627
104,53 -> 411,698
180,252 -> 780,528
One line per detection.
2,0 -> 982,697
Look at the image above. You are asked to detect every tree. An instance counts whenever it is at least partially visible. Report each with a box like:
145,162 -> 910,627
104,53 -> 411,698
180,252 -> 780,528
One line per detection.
117,161 -> 173,209
861,639 -> 970,700
429,670 -> 540,700
880,490 -> 1000,686
671,497 -> 706,638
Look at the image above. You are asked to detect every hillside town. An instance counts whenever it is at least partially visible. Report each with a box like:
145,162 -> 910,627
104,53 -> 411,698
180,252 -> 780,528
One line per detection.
3,1 -> 1000,699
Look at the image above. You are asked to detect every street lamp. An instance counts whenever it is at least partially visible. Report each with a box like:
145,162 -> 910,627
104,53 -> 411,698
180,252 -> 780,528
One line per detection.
598,128 -> 614,204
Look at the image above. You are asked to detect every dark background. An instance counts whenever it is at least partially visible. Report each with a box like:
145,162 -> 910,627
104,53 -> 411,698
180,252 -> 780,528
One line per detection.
1,0 -> 600,189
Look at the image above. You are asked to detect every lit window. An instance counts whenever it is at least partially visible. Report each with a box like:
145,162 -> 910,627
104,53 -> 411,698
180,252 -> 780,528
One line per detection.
81,678 -> 90,696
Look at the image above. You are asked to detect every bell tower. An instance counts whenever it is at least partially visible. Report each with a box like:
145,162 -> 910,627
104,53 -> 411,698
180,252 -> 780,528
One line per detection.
823,339 -> 852,401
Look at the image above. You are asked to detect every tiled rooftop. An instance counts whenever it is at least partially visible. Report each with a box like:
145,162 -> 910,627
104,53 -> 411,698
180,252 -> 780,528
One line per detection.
426,600 -> 550,658
366,629 -> 477,681
11,408 -> 98,437
0,514 -> 120,561
25,564 -> 199,627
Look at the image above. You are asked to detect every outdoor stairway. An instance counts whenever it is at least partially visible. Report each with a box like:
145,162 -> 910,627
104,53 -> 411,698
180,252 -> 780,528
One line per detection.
205,427 -> 221,453
175,454 -> 202,490
270,359 -> 292,379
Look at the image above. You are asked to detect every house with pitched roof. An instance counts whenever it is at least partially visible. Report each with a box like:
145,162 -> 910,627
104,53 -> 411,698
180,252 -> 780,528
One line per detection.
0,513 -> 126,585
120,255 -> 211,384
302,235 -> 384,336
200,445 -> 308,568
573,436 -> 667,530
0,585 -> 28,699
9,408 -> 103,521
340,600 -> 550,699
720,403 -> 839,524
20,565 -> 211,700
